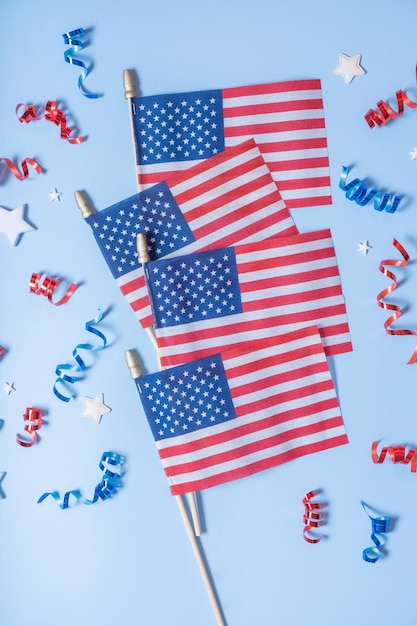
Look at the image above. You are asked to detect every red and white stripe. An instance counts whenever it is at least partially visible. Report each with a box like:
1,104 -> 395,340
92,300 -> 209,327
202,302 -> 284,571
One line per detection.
153,228 -> 352,366
118,140 -> 297,328
137,79 -> 331,209
151,326 -> 348,495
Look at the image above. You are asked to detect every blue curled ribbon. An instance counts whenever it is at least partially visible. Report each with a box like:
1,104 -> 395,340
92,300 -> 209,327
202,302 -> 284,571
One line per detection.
53,309 -> 107,402
38,451 -> 125,509
62,28 -> 102,99
339,166 -> 401,213
361,501 -> 392,563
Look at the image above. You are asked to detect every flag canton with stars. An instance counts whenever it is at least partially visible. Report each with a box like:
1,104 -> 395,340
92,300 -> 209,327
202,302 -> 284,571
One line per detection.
145,247 -> 243,329
133,90 -> 225,165
86,186 -> 196,277
137,354 -> 237,441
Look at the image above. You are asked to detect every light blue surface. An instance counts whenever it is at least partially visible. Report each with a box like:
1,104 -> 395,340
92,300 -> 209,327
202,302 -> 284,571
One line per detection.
1,1 -> 417,624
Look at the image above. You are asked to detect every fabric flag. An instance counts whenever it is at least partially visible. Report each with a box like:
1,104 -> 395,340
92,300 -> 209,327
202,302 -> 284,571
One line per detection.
131,79 -> 331,209
134,325 -> 348,495
85,140 -> 297,328
145,228 -> 353,367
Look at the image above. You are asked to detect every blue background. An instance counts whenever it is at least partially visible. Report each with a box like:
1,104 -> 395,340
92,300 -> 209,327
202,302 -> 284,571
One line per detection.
1,1 -> 417,624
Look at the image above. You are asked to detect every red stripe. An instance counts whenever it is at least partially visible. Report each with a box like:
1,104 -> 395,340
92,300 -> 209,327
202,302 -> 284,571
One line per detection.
120,276 -> 145,296
168,434 -> 348,495
222,80 -> 323,98
159,396 -> 341,460
236,245 -> 336,273
165,416 -> 346,478
285,195 -> 332,209
241,264 -> 339,292
258,137 -> 328,153
265,156 -> 330,172
273,176 -> 331,191
223,98 -> 324,117
243,285 -> 343,312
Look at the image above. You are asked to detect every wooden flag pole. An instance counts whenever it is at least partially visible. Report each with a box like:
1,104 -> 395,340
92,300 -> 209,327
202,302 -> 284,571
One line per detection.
125,349 -> 226,626
123,68 -> 202,538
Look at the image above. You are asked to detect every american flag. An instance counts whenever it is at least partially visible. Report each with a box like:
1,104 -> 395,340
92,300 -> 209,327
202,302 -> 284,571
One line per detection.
131,79 -> 332,209
134,325 -> 348,495
145,228 -> 352,366
86,140 -> 297,328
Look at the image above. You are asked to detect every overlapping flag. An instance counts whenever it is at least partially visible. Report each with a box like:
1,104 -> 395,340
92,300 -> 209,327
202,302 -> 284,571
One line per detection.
130,78 -> 332,209
145,228 -> 352,366
133,325 -> 348,495
86,140 -> 297,327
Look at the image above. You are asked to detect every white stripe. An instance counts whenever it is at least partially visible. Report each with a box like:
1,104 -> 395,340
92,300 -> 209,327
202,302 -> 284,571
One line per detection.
164,426 -> 347,486
263,147 -> 329,162
237,257 -> 338,283
223,89 -> 323,107
263,165 -> 329,181
277,185 -> 332,200
241,275 -> 341,302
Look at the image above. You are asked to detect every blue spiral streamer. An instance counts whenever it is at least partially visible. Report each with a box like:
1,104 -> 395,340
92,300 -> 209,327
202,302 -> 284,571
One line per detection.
339,166 -> 401,213
38,451 -> 125,509
53,309 -> 107,402
62,28 -> 101,99
361,501 -> 392,563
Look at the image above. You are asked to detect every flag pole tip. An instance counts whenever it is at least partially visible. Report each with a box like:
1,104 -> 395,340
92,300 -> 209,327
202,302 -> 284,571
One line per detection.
136,232 -> 150,264
123,69 -> 137,99
125,349 -> 143,379
74,190 -> 95,219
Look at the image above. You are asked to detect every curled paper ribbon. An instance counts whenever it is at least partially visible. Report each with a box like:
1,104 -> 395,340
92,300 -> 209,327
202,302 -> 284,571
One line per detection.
377,238 -> 417,364
372,441 -> 417,472
0,346 -> 4,358
361,501 -> 392,563
16,407 -> 43,448
339,166 -> 400,213
365,65 -> 417,128
16,101 -> 84,144
30,272 -> 77,305
53,309 -> 107,402
62,28 -> 101,99
37,451 -> 125,509
302,490 -> 326,543
0,157 -> 42,181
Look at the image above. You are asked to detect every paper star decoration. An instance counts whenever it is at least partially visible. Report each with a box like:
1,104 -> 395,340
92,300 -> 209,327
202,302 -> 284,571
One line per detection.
358,241 -> 372,255
333,53 -> 366,84
410,148 -> 417,160
49,187 -> 62,202
81,393 -> 111,424
0,205 -> 36,246
3,381 -> 15,395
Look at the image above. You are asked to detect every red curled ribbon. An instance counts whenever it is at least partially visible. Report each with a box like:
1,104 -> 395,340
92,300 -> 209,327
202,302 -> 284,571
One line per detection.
377,238 -> 417,363
16,101 -> 84,144
302,490 -> 326,543
372,441 -> 417,472
30,272 -> 77,306
365,65 -> 417,128
16,407 -> 43,447
0,157 -> 42,180
0,346 -> 4,358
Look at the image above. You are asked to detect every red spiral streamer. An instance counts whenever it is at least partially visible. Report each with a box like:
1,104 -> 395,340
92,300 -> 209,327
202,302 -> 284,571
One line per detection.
372,441 -> 417,472
16,101 -> 84,144
0,346 -> 4,358
377,238 -> 417,364
0,157 -> 42,180
302,490 -> 326,543
29,272 -> 77,306
16,407 -> 43,448
365,65 -> 417,128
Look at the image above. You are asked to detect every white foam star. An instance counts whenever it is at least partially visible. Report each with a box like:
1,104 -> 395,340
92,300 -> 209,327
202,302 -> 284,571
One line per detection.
333,53 -> 366,85
410,148 -> 417,160
3,382 -> 15,395
49,188 -> 62,202
81,393 -> 111,424
0,205 -> 35,246
358,241 -> 372,255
